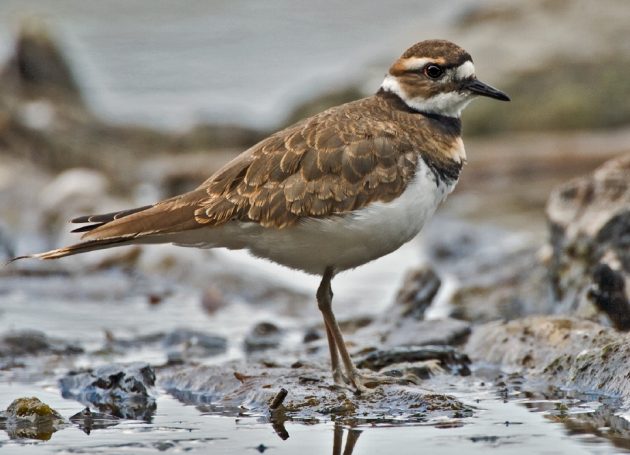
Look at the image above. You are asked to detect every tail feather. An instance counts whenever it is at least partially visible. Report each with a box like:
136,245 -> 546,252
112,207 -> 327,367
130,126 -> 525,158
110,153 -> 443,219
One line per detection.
70,204 -> 154,234
9,237 -> 132,262
71,205 -> 153,224
71,223 -> 107,233
9,189 -> 207,264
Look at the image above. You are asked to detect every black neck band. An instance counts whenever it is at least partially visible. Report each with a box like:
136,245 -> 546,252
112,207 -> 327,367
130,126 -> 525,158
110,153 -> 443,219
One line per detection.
376,88 -> 462,132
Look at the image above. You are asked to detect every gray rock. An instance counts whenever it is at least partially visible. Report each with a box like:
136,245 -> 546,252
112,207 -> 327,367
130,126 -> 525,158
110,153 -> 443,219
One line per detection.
423,217 -> 552,322
379,361 -> 448,381
466,316 -> 630,404
302,327 -> 322,343
59,362 -> 156,420
162,328 -> 227,361
448,246 -> 550,322
102,329 -> 227,362
243,322 -> 283,353
547,153 -> 630,323
393,266 -> 441,320
588,263 -> 630,330
381,317 -> 471,347
355,346 -> 471,377
69,407 -> 120,434
0,329 -> 83,357
0,19 -> 83,104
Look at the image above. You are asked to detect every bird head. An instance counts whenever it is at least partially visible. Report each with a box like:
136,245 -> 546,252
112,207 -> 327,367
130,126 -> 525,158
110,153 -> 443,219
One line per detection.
381,39 -> 510,118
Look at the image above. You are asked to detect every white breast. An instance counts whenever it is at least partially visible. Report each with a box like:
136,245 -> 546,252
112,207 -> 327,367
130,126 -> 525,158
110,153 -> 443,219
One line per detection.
169,158 -> 458,275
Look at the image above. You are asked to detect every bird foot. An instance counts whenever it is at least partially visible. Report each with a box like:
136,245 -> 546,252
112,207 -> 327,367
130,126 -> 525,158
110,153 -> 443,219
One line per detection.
333,369 -> 414,395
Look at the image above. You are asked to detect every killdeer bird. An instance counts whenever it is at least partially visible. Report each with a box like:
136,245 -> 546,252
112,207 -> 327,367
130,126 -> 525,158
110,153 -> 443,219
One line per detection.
14,40 -> 509,393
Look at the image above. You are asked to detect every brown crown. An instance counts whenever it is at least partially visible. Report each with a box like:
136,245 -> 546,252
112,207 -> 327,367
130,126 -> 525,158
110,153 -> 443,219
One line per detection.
400,40 -> 472,67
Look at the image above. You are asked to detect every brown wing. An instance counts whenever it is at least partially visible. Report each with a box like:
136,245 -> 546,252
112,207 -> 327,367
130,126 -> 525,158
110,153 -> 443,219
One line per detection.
194,98 -> 419,228
74,96 -> 419,244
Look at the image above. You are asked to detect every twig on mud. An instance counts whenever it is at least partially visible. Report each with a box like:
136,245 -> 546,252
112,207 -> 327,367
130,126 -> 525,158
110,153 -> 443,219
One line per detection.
269,388 -> 288,410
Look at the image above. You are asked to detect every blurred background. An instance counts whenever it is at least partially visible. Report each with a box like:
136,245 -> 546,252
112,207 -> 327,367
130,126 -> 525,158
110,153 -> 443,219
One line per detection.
1,0 -> 629,367
2,0 -> 629,304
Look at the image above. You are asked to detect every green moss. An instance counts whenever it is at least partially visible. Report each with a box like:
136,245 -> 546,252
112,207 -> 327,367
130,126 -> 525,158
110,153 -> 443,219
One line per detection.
6,397 -> 63,419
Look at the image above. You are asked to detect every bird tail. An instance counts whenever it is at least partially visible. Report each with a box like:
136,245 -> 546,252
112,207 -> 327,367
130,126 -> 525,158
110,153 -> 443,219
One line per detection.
8,188 -> 207,264
9,237 -> 134,262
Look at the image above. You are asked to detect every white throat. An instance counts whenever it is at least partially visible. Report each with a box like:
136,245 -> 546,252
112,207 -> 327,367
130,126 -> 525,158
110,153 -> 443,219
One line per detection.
380,75 -> 473,118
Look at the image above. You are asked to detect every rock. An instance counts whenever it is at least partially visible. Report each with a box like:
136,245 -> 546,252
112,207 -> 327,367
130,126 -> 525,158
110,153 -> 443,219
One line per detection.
425,218 -> 524,272
59,363 -> 156,420
338,315 -> 374,333
381,318 -> 471,347
448,246 -> 549,322
379,361 -> 446,381
547,154 -> 630,323
302,327 -> 322,344
588,263 -> 630,331
162,328 -> 228,362
101,329 -> 227,362
2,397 -> 66,440
5,397 -> 64,421
466,316 -> 630,404
393,267 -> 441,320
0,330 -> 83,357
423,218 -> 552,322
355,346 -> 471,377
69,407 -> 120,434
0,23 -> 265,184
244,322 -> 283,353
0,19 -> 83,104
159,362 -> 471,423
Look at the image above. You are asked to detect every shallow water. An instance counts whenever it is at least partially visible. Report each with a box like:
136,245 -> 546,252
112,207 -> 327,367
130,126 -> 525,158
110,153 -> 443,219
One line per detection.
1,379 -> 627,454
1,257 -> 630,454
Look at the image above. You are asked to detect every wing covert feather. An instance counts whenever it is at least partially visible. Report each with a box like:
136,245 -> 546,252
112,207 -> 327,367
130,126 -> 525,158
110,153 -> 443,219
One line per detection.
194,98 -> 420,228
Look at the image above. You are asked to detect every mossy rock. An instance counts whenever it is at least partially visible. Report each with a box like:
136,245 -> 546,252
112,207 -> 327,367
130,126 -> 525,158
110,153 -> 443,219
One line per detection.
6,397 -> 64,421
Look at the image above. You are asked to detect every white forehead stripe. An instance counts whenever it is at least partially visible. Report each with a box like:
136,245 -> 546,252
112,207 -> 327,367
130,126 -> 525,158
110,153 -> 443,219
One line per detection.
399,57 -> 433,71
456,61 -> 475,79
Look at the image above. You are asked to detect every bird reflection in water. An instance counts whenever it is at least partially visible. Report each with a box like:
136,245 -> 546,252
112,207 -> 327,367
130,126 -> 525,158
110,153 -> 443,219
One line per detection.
267,418 -> 362,454
332,424 -> 362,455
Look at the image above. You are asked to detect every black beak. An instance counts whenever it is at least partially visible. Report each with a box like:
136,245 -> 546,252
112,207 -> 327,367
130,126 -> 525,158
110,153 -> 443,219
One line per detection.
465,79 -> 510,101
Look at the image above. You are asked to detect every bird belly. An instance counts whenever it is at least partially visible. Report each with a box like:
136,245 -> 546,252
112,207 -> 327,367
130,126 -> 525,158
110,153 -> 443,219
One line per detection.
170,160 -> 455,275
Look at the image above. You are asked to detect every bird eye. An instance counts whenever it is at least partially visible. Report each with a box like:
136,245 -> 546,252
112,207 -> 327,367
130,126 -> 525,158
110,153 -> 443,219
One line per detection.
424,64 -> 443,79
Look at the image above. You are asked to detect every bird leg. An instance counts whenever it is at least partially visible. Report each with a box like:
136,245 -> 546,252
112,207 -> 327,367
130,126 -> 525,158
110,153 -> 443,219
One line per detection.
318,268 -> 346,385
317,267 -> 386,393
324,323 -> 346,386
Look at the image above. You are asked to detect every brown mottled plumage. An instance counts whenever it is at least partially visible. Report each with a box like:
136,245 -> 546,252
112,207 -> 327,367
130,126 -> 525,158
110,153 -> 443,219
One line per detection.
58,90 -> 462,248
13,39 -> 509,393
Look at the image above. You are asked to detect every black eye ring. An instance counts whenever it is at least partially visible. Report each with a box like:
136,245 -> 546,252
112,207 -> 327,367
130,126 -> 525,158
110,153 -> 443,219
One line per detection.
424,64 -> 443,79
